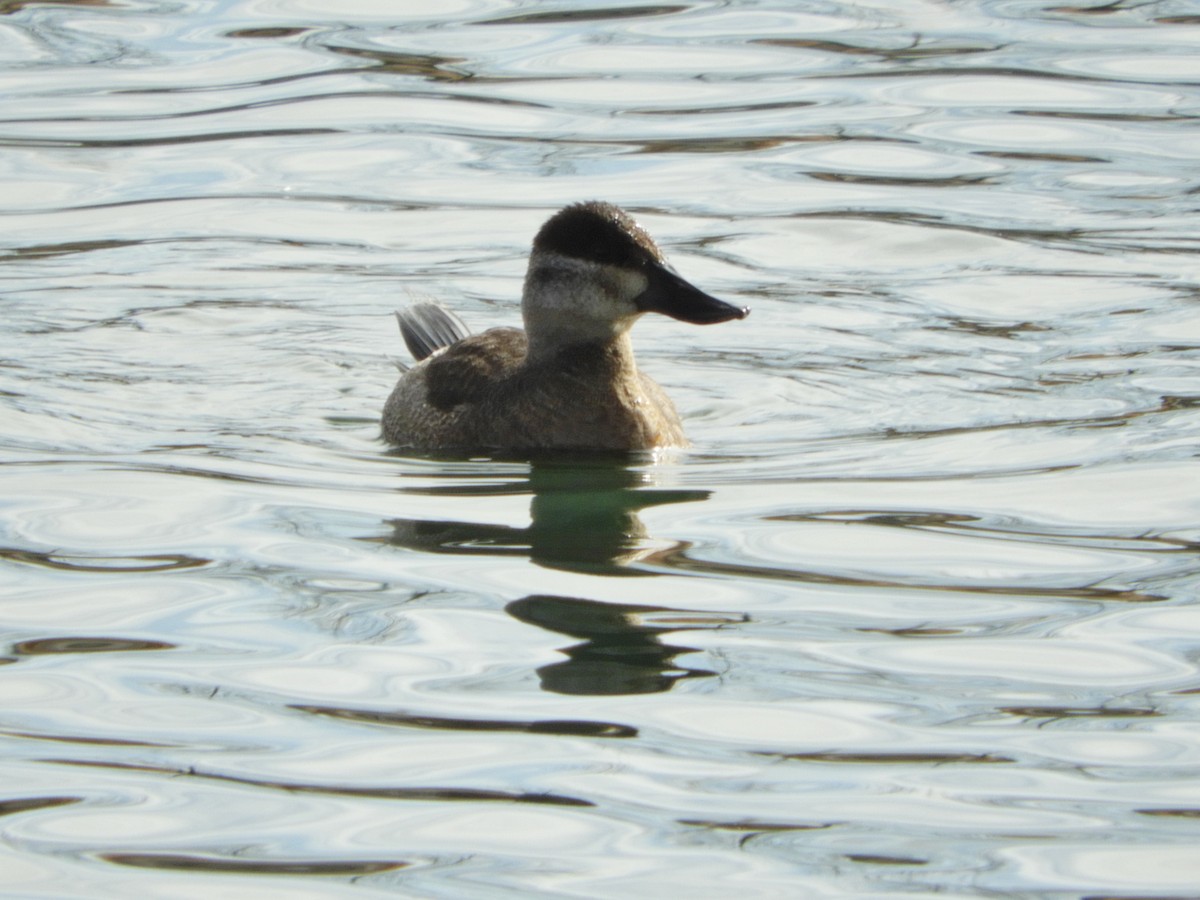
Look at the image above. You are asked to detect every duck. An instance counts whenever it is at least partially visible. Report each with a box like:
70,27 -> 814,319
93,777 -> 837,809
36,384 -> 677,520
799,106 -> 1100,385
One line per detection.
381,201 -> 748,452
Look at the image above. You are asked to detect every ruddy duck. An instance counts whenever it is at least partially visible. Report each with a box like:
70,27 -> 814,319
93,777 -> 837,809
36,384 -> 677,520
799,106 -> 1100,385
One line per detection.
381,201 -> 748,452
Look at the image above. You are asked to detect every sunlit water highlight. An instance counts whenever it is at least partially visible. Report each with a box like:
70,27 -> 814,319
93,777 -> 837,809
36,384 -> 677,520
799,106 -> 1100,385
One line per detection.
2,0 -> 1200,896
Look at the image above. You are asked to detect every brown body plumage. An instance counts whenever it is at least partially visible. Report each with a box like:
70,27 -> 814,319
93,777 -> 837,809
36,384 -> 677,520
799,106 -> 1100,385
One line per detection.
381,202 -> 747,453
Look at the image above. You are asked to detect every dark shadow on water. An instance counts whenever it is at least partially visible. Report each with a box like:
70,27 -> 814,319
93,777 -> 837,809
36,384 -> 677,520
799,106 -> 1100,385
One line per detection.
12,636 -> 174,655
48,757 -> 596,806
507,594 -> 724,695
377,457 -> 710,576
102,853 -> 406,876
293,703 -> 635,738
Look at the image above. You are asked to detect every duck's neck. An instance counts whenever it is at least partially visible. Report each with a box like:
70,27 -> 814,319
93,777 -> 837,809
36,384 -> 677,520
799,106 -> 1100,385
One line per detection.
528,332 -> 639,380
524,321 -> 638,370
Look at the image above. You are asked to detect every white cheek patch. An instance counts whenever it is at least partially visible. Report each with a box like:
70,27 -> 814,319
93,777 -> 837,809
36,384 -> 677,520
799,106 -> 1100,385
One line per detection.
534,255 -> 646,319
610,268 -> 649,303
522,253 -> 655,355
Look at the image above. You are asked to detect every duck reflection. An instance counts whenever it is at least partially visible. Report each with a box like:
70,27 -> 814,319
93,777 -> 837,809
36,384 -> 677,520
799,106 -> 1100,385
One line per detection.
507,594 -> 719,695
376,459 -> 728,695
382,458 -> 710,576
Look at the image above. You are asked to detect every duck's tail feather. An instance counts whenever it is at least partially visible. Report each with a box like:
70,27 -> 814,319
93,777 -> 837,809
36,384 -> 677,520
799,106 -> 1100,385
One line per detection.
395,302 -> 471,362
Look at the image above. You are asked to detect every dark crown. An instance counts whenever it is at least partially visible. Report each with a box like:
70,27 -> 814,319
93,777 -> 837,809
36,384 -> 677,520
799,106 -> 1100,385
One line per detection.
532,201 -> 664,268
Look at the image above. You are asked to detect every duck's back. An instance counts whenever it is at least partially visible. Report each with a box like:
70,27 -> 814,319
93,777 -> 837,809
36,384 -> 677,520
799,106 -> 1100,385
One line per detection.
382,327 -> 527,449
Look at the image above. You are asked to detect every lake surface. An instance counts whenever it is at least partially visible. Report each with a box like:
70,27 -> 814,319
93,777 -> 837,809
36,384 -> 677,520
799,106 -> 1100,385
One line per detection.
3,0 -> 1200,896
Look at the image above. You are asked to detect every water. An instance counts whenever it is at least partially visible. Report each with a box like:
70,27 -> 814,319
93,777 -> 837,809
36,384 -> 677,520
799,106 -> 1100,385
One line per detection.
2,0 -> 1200,896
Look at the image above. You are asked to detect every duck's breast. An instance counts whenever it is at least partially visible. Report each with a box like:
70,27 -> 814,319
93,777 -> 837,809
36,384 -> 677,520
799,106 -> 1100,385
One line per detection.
491,344 -> 690,451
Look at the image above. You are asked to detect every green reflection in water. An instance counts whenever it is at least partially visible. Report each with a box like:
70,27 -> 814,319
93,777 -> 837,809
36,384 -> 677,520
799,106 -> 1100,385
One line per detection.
380,457 -> 709,576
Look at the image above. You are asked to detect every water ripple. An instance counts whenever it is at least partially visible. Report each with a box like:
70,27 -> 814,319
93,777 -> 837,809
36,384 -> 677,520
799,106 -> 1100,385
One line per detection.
3,0 -> 1200,896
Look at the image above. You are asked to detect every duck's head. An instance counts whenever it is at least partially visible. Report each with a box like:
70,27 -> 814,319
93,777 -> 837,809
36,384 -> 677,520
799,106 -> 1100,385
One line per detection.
521,201 -> 748,359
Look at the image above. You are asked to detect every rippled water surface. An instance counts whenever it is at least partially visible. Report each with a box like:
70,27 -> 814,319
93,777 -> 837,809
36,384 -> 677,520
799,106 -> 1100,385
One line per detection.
3,0 -> 1200,896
